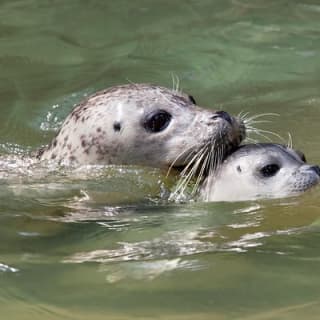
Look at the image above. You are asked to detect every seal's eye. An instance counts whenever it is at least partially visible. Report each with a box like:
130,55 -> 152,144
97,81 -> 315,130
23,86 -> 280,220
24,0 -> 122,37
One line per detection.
260,164 -> 280,177
143,110 -> 172,133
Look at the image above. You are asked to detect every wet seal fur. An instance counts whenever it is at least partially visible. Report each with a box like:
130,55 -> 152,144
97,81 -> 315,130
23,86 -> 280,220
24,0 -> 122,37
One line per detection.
201,143 -> 320,202
38,84 -> 245,170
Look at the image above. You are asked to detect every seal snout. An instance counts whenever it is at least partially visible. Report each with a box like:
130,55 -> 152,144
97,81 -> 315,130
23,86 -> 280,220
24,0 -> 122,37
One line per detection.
212,111 -> 233,125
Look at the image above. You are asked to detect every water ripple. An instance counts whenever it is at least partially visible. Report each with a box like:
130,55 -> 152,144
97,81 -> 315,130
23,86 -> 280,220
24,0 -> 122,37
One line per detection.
0,263 -> 19,273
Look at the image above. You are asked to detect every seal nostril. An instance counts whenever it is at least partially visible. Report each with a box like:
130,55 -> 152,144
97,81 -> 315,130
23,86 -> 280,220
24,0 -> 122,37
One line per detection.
212,111 -> 233,125
310,165 -> 320,176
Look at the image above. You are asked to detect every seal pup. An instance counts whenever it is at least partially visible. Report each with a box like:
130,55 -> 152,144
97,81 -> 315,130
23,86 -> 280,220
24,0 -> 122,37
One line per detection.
201,143 -> 320,202
38,84 -> 245,172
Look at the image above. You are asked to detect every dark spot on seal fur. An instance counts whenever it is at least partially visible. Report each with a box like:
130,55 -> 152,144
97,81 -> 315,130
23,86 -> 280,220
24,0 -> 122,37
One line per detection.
51,153 -> 57,160
97,127 -> 102,133
113,122 -> 121,132
53,139 -> 57,147
237,165 -> 242,172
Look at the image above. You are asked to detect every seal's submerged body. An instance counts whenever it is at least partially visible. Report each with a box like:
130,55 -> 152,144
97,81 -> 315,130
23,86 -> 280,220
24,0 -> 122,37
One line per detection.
38,84 -> 245,171
202,143 -> 320,202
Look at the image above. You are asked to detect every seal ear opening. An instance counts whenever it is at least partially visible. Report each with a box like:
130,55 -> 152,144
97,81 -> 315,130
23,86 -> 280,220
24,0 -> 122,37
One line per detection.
188,95 -> 196,104
295,150 -> 306,163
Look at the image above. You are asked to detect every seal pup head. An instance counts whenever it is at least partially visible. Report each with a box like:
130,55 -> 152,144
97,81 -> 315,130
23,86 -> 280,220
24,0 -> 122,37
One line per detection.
38,84 -> 245,169
201,143 -> 320,202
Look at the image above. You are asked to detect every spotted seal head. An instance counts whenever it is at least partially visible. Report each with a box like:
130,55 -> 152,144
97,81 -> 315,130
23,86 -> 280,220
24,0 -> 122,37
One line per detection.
38,84 -> 245,170
201,143 -> 320,202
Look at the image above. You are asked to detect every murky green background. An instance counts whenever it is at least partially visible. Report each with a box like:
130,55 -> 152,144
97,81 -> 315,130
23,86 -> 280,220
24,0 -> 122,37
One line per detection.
1,0 -> 320,319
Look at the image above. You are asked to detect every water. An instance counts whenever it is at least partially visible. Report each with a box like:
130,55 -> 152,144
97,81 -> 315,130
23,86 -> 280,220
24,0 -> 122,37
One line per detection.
1,0 -> 320,319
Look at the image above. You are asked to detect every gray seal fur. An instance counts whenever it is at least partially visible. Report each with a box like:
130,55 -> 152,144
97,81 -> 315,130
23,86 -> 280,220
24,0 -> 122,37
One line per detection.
201,143 -> 320,202
38,84 -> 245,168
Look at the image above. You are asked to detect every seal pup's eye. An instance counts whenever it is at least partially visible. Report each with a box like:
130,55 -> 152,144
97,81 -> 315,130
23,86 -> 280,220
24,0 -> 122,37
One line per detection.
260,164 -> 280,177
143,110 -> 172,133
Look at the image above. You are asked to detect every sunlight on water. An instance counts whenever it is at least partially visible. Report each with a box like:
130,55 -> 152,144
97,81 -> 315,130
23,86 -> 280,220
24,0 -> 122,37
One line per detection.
0,0 -> 320,319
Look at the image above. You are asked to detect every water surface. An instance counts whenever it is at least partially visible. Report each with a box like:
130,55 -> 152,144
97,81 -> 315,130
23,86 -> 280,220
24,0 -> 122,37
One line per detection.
1,1 -> 320,319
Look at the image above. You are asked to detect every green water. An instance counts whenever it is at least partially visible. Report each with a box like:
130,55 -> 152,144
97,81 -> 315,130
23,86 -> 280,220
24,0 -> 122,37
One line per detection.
1,0 -> 320,319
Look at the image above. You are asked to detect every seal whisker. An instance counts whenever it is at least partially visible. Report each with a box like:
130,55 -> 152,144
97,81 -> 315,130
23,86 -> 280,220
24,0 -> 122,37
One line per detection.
170,73 -> 181,93
125,78 -> 138,87
287,132 -> 293,149
245,120 -> 273,125
240,113 -> 281,139
238,111 -> 250,120
180,145 -> 207,178
171,73 -> 176,92
202,142 -> 223,201
174,148 -> 205,188
209,142 -> 215,175
179,145 -> 207,177
166,142 -> 202,178
245,137 -> 259,144
249,127 -> 285,143
193,141 -> 216,195
171,144 -> 209,199
175,74 -> 180,92
243,112 -> 280,122
192,151 -> 210,195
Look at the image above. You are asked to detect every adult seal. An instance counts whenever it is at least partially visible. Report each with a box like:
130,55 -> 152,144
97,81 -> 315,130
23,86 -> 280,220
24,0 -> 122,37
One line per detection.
38,84 -> 245,172
201,143 -> 320,202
